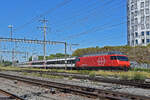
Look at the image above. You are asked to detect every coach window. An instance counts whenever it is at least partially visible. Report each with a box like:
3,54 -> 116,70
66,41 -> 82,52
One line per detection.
72,60 -> 76,63
67,60 -> 70,64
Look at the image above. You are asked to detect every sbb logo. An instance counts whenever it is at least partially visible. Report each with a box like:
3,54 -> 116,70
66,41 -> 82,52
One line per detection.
97,57 -> 105,66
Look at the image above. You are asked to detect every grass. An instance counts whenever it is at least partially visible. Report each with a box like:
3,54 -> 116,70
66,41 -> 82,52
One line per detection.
22,72 -> 64,79
0,66 -> 150,81
130,68 -> 150,72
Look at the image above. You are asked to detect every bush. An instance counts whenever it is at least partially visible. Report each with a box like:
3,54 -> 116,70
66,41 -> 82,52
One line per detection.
68,76 -> 73,80
120,74 -> 129,80
78,70 -> 90,75
131,72 -> 147,81
89,72 -> 96,78
131,68 -> 150,73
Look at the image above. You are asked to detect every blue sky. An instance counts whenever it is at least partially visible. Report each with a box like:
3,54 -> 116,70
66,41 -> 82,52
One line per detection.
0,0 -> 127,61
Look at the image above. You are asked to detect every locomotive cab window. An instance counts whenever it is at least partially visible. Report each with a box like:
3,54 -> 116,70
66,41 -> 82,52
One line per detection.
110,56 -> 128,61
110,56 -> 117,60
116,56 -> 128,61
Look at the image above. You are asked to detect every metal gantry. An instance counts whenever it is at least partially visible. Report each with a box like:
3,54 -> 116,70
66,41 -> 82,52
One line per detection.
0,37 -> 79,67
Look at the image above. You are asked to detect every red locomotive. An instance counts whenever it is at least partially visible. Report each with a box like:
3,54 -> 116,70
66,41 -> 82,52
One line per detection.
75,51 -> 130,70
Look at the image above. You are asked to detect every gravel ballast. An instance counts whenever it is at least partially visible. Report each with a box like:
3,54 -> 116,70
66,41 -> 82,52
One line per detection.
0,71 -> 150,99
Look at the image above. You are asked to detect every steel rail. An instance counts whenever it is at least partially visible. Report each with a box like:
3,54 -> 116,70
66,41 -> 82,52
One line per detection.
0,89 -> 25,100
0,73 -> 150,100
5,70 -> 150,89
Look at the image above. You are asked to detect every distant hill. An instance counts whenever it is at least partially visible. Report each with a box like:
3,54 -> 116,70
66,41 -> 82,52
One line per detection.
72,45 -> 150,64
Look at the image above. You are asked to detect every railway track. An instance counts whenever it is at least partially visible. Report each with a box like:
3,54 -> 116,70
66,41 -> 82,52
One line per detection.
0,73 -> 150,100
4,70 -> 150,89
0,88 -> 24,100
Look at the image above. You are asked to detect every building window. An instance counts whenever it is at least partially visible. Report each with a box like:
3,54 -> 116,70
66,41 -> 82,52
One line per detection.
135,40 -> 138,44
135,11 -> 138,16
131,19 -> 134,24
131,26 -> 134,32
141,24 -> 145,29
145,0 -> 149,8
135,32 -> 138,37
145,8 -> 149,14
132,33 -> 134,38
141,9 -> 144,15
142,39 -> 145,44
146,24 -> 150,29
131,12 -> 134,19
146,16 -> 150,23
141,31 -> 144,36
141,16 -> 144,24
147,39 -> 150,43
147,31 -> 150,35
135,3 -> 137,9
132,40 -> 134,45
135,25 -> 138,31
141,2 -> 144,8
135,18 -> 138,24
131,5 -> 134,10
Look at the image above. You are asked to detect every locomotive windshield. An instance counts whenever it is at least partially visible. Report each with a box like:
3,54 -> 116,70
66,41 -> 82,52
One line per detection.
111,56 -> 128,61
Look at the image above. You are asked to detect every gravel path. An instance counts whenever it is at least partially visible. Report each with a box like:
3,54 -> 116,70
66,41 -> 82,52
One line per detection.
0,71 -> 150,99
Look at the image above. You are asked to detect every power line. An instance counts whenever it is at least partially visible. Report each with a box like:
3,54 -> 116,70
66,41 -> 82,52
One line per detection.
74,16 -> 126,43
62,21 -> 127,40
51,0 -> 126,39
51,0 -> 107,27
80,32 -> 126,46
52,0 -> 120,28
14,0 -> 72,32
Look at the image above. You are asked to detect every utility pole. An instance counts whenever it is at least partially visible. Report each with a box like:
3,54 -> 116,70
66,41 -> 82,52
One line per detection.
8,25 -> 13,39
64,43 -> 79,70
39,18 -> 48,68
8,25 -> 15,66
0,41 -> 1,64
12,48 -> 15,66
64,42 -> 67,70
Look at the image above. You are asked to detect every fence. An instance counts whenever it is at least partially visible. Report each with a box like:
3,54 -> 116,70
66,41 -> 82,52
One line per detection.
130,61 -> 150,69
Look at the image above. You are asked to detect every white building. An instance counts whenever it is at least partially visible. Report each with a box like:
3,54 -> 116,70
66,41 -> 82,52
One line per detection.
127,0 -> 150,46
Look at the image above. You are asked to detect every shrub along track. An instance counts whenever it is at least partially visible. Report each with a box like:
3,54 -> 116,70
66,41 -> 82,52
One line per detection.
0,73 -> 150,100
0,88 -> 24,100
4,70 -> 150,89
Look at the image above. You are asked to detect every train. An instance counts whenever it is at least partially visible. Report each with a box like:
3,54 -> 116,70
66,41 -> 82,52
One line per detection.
19,51 -> 130,70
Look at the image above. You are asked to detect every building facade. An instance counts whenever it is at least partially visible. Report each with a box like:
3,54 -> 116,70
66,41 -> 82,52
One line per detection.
127,0 -> 150,46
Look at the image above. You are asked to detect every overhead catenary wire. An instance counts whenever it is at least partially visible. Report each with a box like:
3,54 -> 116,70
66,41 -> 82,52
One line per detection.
62,20 -> 127,41
52,0 -> 123,29
52,0 -> 126,39
51,0 -> 111,27
79,31 -> 126,46
14,0 -> 72,32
